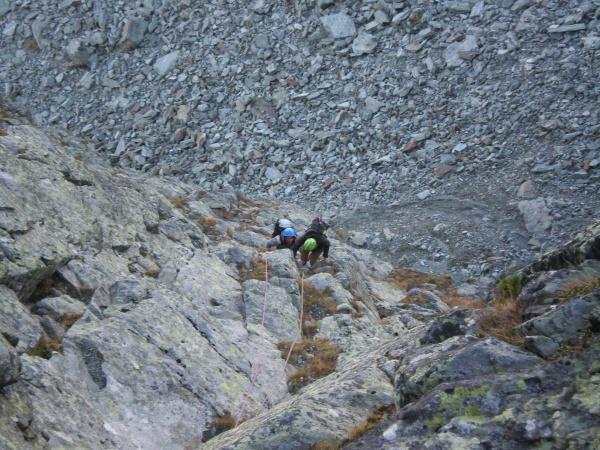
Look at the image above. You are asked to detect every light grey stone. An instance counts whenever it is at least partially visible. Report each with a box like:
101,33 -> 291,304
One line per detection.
518,198 -> 552,235
352,32 -> 377,55
153,51 -> 180,76
320,13 -> 356,39
120,19 -> 147,49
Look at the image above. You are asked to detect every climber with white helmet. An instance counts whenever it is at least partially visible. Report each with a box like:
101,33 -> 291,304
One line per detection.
266,218 -> 298,250
266,227 -> 298,250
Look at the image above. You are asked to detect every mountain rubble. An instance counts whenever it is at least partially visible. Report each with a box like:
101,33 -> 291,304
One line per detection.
1,0 -> 599,277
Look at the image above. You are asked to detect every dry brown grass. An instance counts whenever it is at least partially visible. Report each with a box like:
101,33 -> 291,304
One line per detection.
387,268 -> 452,291
0,129 -> 7,137
478,298 -> 524,347
167,196 -> 190,209
226,226 -> 234,238
196,216 -> 218,226
24,37 -> 39,50
556,273 -> 600,303
202,411 -> 239,441
389,268 -> 483,310
443,293 -> 485,309
29,336 -> 62,359
351,299 -> 365,319
302,283 -> 337,337
278,338 -> 339,393
238,258 -> 267,282
343,404 -> 395,444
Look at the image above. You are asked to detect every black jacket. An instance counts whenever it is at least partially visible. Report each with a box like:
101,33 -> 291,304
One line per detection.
292,229 -> 330,258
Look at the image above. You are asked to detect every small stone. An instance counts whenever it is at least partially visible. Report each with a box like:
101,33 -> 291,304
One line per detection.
582,35 -> 600,49
518,198 -> 552,235
403,141 -> 419,153
336,303 -> 354,314
383,423 -> 398,441
120,19 -> 147,50
374,10 -> 390,25
265,167 -> 282,182
383,227 -> 393,241
153,51 -> 180,77
518,180 -> 537,199
525,335 -> 559,358
364,97 -> 383,113
320,13 -> 356,39
531,163 -> 558,174
350,232 -> 368,247
32,295 -> 85,327
417,190 -> 432,200
0,0 -> 10,17
64,39 -> 90,66
172,127 -> 187,143
318,0 -> 335,8
547,24 -> 585,33
352,32 -> 377,55
435,164 -> 454,177
453,143 -> 467,153
511,0 -> 532,11
445,35 -> 478,67
470,1 -> 484,17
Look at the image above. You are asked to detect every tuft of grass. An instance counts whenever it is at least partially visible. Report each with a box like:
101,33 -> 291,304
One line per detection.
477,273 -> 525,347
351,299 -> 365,319
0,129 -> 7,137
496,274 -> 523,301
443,293 -> 485,309
343,404 -> 396,444
196,216 -> 218,226
24,37 -> 39,50
387,268 -> 452,291
226,226 -> 234,238
478,298 -> 524,347
167,196 -> 190,209
302,282 -> 337,337
556,274 -> 600,304
29,336 -> 62,359
202,411 -> 239,442
238,258 -> 267,282
278,338 -> 338,393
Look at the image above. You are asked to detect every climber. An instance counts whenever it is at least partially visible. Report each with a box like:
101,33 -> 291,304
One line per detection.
292,217 -> 332,267
266,227 -> 298,250
271,218 -> 295,238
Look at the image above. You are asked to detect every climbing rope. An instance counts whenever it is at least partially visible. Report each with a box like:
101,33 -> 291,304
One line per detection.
234,255 -> 269,427
284,270 -> 304,366
233,259 -> 306,428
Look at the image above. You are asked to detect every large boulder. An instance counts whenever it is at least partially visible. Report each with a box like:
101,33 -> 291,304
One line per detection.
0,335 -> 20,386
242,280 -> 300,342
32,294 -> 85,327
0,286 -> 42,352
394,337 -> 542,408
521,291 -> 600,346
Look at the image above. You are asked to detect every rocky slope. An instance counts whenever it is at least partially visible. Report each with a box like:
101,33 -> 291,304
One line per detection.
1,0 -> 600,282
2,103 -> 600,449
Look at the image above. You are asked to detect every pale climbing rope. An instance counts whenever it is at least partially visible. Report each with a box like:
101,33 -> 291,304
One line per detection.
234,255 -> 269,427
284,271 -> 304,366
233,261 -> 306,428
